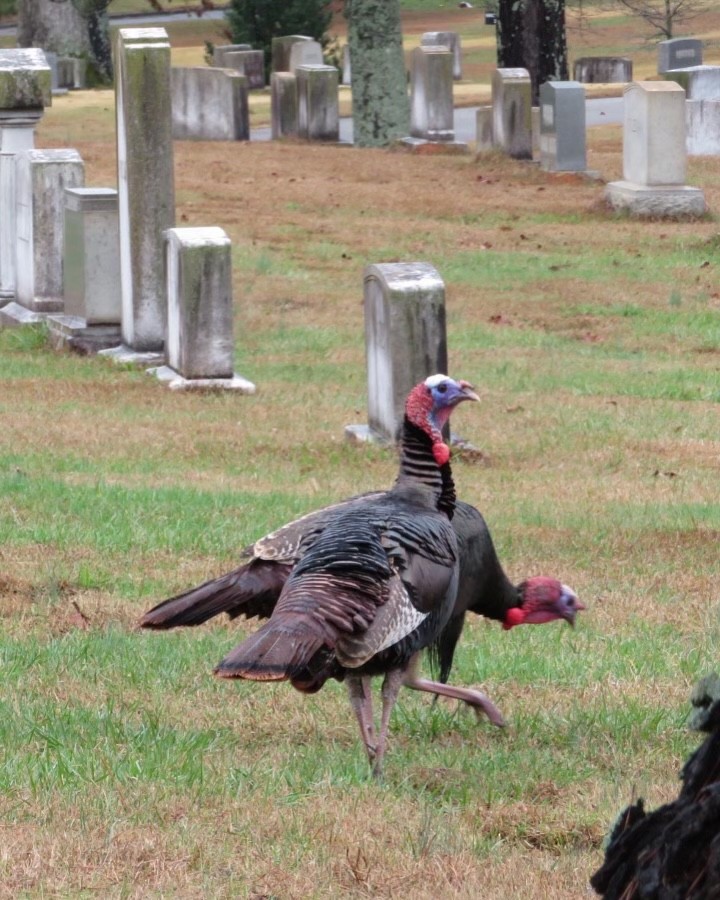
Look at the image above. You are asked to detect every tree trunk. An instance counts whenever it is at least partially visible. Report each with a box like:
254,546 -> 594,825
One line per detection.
18,0 -> 92,57
346,0 -> 410,148
497,0 -> 568,105
18,0 -> 113,82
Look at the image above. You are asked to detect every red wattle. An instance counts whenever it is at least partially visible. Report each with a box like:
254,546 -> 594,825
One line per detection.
503,608 -> 526,630
433,442 -> 451,466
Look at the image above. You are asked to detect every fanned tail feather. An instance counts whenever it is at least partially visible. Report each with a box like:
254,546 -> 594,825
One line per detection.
214,617 -> 327,682
138,560 -> 291,629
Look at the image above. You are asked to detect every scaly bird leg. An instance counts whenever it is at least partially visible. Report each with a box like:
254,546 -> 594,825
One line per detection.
346,675 -> 376,765
403,654 -> 506,728
372,667 -> 406,779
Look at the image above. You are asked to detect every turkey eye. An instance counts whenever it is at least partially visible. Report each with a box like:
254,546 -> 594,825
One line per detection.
437,383 -> 447,393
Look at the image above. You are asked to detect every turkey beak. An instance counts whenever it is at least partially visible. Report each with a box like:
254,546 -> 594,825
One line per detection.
457,381 -> 480,403
562,586 -> 585,627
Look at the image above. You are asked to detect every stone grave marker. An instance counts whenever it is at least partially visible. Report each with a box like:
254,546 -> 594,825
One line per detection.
111,27 -> 175,359
289,40 -> 323,72
152,227 -> 256,392
0,48 -> 51,312
212,44 -> 251,67
296,65 -> 339,141
539,81 -> 586,172
658,38 -> 702,74
421,31 -> 462,80
272,35 -> 313,74
573,57 -> 632,83
342,44 -> 351,85
475,105 -> 493,151
410,45 -> 455,142
686,100 -> 720,155
15,148 -> 85,314
47,187 -> 122,352
223,49 -> 265,89
492,68 -> 532,159
345,262 -> 448,445
605,81 -> 704,216
665,65 -> 720,100
271,72 -> 298,139
171,67 -> 249,141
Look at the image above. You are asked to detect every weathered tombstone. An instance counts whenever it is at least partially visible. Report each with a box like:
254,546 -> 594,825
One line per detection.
605,81 -> 705,216
212,44 -> 251,68
288,40 -> 323,72
686,100 -> 720,155
475,105 -> 493,152
421,31 -> 462,80
665,65 -> 720,100
43,50 -> 67,95
152,227 -> 255,392
345,262 -> 448,445
171,67 -> 249,140
410,45 -> 454,142
492,68 -> 532,159
539,81 -> 586,172
573,57 -> 632,83
15,149 -> 85,313
271,71 -> 298,139
112,27 -> 175,358
296,65 -> 339,141
658,38 -> 702,74
223,49 -> 265,89
342,44 -> 351,85
271,35 -> 313,74
0,48 -> 51,309
47,187 -> 122,351
62,188 -> 121,324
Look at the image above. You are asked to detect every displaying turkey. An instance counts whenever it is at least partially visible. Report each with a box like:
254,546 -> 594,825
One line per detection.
141,496 -> 582,727
147,374 -> 479,776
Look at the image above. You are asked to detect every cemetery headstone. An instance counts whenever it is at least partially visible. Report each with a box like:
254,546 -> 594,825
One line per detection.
664,65 -> 720,100
492,68 -> 532,159
686,100 -> 720,155
288,40 -> 323,72
152,227 -> 256,392
421,31 -> 462,80
223,49 -> 265,90
345,262 -> 448,445
475,105 -> 493,152
605,81 -> 705,216
658,38 -> 702,74
410,46 -> 455,142
15,149 -> 85,313
171,67 -> 249,141
573,57 -> 632,83
271,72 -> 298,139
272,35 -> 313,74
539,81 -> 586,172
0,48 -> 51,309
112,27 -> 175,358
47,187 -> 122,352
296,65 -> 339,141
212,44 -> 251,67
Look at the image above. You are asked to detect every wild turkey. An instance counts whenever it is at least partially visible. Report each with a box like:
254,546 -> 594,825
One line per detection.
146,374 -> 480,775
590,674 -> 720,899
142,382 -> 582,752
141,497 -> 582,727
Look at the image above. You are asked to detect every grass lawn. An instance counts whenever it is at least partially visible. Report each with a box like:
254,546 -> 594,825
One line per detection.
2,4 -> 720,898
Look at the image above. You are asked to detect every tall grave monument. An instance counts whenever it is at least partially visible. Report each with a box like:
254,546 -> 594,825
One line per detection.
110,28 -> 175,359
0,49 -> 51,316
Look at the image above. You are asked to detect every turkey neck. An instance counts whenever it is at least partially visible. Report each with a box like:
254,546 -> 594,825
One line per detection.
394,418 -> 457,519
